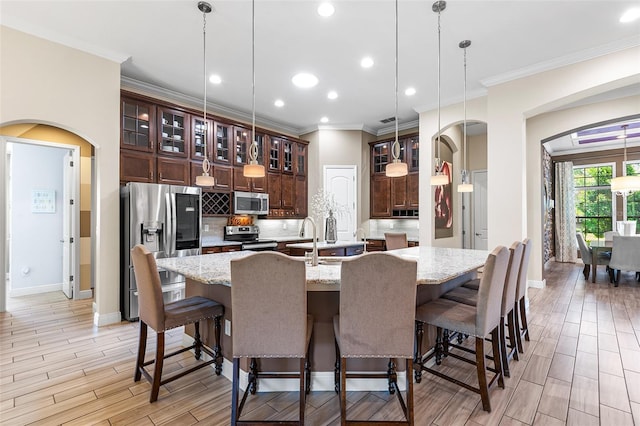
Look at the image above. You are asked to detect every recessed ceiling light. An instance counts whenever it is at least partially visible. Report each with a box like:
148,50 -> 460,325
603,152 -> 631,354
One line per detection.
320,116 -> 329,123
292,72 -> 319,89
327,90 -> 338,100
209,74 -> 222,84
620,7 -> 640,23
317,2 -> 335,17
360,57 -> 374,68
274,99 -> 285,107
405,87 -> 416,96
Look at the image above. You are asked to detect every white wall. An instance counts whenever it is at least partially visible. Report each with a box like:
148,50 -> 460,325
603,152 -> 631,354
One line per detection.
0,26 -> 121,323
9,143 -> 66,293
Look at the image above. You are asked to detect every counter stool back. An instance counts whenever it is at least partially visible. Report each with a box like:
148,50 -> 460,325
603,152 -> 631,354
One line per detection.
384,232 -> 409,250
230,252 -> 313,425
414,246 -> 509,412
130,245 -> 224,403
334,252 -> 417,425
514,238 -> 532,353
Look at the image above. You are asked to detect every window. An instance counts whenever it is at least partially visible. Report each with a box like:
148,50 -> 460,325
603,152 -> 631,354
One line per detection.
574,163 -> 614,242
625,161 -> 640,227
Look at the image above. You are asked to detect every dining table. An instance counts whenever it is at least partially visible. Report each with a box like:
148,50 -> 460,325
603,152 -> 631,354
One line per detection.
589,239 -> 612,283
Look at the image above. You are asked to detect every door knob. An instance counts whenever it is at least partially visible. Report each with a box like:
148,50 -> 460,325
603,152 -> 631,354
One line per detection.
475,233 -> 481,236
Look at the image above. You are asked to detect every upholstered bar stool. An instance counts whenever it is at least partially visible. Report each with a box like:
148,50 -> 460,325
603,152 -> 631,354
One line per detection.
440,241 -> 524,377
334,252 -> 417,425
384,232 -> 409,250
514,238 -> 532,353
230,252 -> 313,425
415,246 -> 509,412
130,245 -> 224,403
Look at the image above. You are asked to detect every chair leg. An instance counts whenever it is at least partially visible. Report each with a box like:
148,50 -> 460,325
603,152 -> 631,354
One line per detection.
475,336 -> 491,412
193,321 -> 202,360
513,301 -> 524,354
340,358 -> 347,426
299,358 -> 306,424
435,327 -> 444,365
150,331 -> 165,403
334,339 -> 340,393
491,327 -> 505,389
499,317 -> 510,378
134,321 -> 147,382
405,358 -> 414,424
213,315 -> 223,375
507,309 -> 519,362
305,346 -> 311,395
414,321 -> 424,383
387,358 -> 397,395
582,263 -> 590,279
248,358 -> 258,395
231,358 -> 240,425
519,296 -> 530,341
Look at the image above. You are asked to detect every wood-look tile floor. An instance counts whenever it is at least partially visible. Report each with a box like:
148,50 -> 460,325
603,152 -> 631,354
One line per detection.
2,262 -> 640,425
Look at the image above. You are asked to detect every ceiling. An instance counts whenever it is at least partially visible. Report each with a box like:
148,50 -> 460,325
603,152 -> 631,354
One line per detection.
1,1 -> 639,138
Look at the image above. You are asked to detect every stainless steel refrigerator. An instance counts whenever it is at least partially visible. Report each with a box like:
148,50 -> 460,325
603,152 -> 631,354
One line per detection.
121,182 -> 202,321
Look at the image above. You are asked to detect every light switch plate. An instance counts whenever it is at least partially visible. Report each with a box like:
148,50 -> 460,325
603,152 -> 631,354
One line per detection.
224,319 -> 231,336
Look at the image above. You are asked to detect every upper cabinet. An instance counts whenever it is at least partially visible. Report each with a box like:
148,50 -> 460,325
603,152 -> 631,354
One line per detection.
157,107 -> 189,157
121,97 -> 155,152
296,143 -> 307,176
213,122 -> 232,164
369,133 -> 419,218
191,116 -> 213,161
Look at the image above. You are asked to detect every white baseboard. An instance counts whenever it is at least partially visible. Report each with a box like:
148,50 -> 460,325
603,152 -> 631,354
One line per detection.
93,310 -> 121,326
527,279 -> 546,289
9,283 -> 62,297
181,335 -> 408,392
77,289 -> 93,300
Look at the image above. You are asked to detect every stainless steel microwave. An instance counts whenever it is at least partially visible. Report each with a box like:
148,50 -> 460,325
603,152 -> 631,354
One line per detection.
233,191 -> 269,215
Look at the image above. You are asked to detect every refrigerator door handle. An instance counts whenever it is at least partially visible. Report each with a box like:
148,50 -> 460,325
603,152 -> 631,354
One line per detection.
165,192 -> 175,256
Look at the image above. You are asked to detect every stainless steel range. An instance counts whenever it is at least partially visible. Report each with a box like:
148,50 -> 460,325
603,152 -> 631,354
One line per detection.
224,225 -> 278,251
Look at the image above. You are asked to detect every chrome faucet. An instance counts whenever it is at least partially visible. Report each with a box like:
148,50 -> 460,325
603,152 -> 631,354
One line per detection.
299,217 -> 318,266
354,227 -> 367,253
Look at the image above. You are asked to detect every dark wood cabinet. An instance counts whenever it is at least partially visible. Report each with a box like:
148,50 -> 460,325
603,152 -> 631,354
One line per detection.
295,175 -> 307,217
369,133 -> 419,218
233,126 -> 251,166
371,174 -> 391,218
120,150 -> 155,183
267,172 -> 282,212
190,161 -> 232,192
191,116 -> 213,160
267,139 -> 307,217
366,239 -> 385,252
296,143 -> 307,175
157,156 -> 189,185
281,174 -> 295,210
157,107 -> 189,157
121,97 -> 155,152
213,122 -> 232,164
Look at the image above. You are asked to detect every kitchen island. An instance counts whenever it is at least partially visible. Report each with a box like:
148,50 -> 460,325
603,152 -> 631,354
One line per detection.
156,246 -> 488,391
286,240 -> 366,257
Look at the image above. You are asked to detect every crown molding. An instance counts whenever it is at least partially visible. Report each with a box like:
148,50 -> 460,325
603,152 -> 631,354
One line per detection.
413,89 -> 487,115
481,36 -> 640,88
376,119 -> 420,137
298,123 -> 378,136
2,17 -> 130,63
121,76 -> 303,137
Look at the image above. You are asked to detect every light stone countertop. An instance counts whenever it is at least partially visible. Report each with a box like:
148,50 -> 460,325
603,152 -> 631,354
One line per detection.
286,240 -> 366,250
156,246 -> 489,291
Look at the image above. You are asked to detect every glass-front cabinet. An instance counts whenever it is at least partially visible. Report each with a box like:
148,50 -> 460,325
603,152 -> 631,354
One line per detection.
158,107 -> 188,157
191,116 -> 213,161
372,142 -> 389,173
296,143 -> 307,175
233,126 -> 250,165
121,97 -> 155,152
214,122 -> 231,163
283,140 -> 294,173
269,136 -> 281,172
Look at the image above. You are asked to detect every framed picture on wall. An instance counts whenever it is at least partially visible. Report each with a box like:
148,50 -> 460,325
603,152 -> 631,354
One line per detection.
435,161 -> 453,239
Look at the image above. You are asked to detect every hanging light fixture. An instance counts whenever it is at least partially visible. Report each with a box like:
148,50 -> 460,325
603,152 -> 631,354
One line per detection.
430,1 -> 448,186
243,0 -> 266,178
457,39 -> 473,193
611,124 -> 640,195
195,1 -> 215,187
385,0 -> 408,178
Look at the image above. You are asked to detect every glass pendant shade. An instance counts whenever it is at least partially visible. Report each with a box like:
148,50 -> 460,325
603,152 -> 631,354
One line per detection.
386,160 -> 408,177
243,162 -> 265,178
430,173 -> 448,186
195,173 -> 215,187
611,175 -> 640,195
457,182 -> 473,193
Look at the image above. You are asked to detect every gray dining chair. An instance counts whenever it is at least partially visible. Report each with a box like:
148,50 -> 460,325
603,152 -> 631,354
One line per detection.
384,232 -> 409,251
576,232 -> 610,280
608,236 -> 640,286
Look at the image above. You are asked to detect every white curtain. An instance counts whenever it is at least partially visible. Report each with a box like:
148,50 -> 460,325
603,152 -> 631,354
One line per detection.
555,162 -> 577,262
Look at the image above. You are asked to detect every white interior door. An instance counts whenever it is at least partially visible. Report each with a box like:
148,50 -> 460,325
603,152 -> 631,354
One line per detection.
61,151 -> 77,298
472,170 -> 488,250
324,166 -> 356,241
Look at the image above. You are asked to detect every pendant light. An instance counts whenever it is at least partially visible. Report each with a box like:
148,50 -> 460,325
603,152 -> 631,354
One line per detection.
457,39 -> 473,193
195,1 -> 215,187
385,0 -> 408,178
430,1 -> 448,186
243,0 -> 266,178
611,124 -> 640,195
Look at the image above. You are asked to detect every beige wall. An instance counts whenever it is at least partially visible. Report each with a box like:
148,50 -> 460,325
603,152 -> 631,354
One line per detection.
467,133 -> 488,171
0,26 -> 121,323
